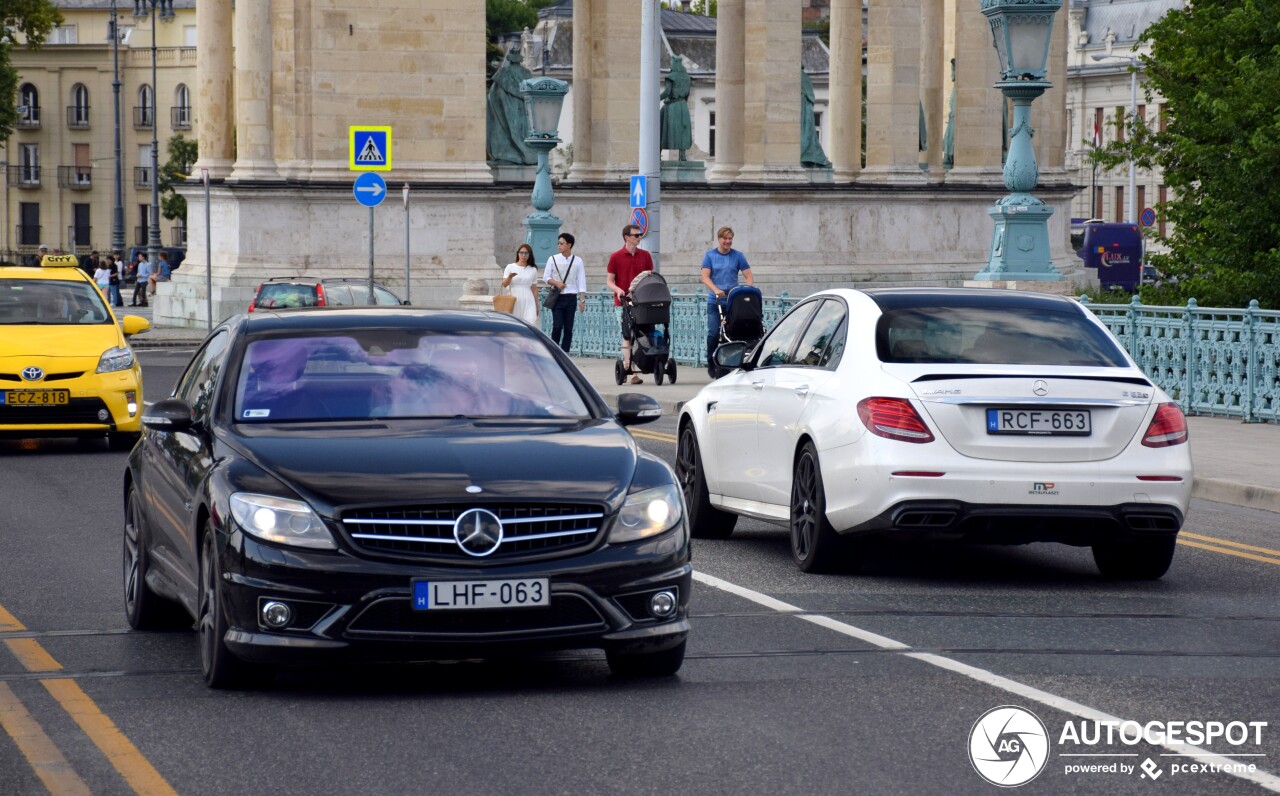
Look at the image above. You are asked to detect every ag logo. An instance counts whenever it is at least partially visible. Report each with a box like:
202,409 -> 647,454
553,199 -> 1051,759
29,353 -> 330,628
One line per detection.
968,705 -> 1050,787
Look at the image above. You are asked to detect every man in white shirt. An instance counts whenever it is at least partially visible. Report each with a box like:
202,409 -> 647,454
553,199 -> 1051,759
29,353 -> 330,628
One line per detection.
542,232 -> 586,353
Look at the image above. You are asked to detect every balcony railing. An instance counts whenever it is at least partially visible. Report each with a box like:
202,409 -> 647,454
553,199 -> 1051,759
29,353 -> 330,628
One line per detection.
170,106 -> 192,130
15,225 -> 42,247
133,227 -> 150,247
67,226 -> 92,250
7,165 -> 42,187
171,226 -> 187,247
17,106 -> 40,129
134,166 -> 153,188
66,105 -> 90,129
133,106 -> 154,129
57,166 -> 93,190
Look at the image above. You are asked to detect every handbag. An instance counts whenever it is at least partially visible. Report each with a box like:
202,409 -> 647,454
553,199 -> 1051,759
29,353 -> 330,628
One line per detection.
542,256 -> 575,310
492,285 -> 516,314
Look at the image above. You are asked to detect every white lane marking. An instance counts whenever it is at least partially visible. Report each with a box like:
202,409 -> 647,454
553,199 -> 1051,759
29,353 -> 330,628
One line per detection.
692,569 -> 1280,792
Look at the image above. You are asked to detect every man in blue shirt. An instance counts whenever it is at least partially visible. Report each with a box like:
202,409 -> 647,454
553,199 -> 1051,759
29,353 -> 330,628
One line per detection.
700,226 -> 753,376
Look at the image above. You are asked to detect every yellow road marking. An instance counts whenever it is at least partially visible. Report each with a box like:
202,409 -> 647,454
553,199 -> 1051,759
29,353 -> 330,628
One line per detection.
630,429 -> 676,443
0,682 -> 91,795
1180,531 -> 1280,558
0,603 -> 24,632
1177,539 -> 1280,567
4,638 -> 62,673
42,679 -> 178,796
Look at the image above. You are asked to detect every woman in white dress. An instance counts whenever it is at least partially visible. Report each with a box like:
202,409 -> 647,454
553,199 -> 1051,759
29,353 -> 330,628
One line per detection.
501,243 -> 541,324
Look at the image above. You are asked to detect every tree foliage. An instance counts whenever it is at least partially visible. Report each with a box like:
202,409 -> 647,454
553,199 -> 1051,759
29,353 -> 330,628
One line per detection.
159,134 -> 197,223
0,0 -> 63,143
485,0 -> 556,79
1090,0 -> 1280,308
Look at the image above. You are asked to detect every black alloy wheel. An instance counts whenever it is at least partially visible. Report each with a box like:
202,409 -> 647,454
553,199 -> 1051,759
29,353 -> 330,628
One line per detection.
1092,535 -> 1176,580
198,527 -> 270,689
789,442 -> 853,573
675,424 -> 736,539
606,639 -> 687,677
123,485 -> 183,629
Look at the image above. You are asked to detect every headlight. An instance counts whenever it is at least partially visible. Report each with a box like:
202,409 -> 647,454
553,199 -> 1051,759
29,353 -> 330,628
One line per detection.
229,493 -> 336,550
97,346 -> 135,374
609,484 -> 683,544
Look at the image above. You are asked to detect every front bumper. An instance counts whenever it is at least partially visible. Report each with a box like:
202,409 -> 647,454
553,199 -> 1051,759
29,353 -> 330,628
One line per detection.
217,527 -> 692,665
0,368 -> 142,436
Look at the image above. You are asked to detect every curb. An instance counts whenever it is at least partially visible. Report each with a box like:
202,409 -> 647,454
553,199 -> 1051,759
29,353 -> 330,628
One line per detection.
1192,477 -> 1280,515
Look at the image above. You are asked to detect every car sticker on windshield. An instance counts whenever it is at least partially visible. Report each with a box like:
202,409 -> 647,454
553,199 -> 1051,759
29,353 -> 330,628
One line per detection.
243,409 -> 271,418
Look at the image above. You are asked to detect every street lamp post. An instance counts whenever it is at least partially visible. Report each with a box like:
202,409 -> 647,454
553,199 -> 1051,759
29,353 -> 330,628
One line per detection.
146,0 -> 164,274
973,0 -> 1065,282
1091,53 -> 1139,224
519,77 -> 569,268
110,1 -> 124,255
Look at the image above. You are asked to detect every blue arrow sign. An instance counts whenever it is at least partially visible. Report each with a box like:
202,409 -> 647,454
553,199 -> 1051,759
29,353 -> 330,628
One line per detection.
353,172 -> 387,207
630,175 -> 647,209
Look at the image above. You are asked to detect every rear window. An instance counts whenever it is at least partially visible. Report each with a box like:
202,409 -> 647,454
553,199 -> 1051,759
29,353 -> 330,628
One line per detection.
255,283 -> 319,309
877,305 -> 1128,367
234,330 -> 591,422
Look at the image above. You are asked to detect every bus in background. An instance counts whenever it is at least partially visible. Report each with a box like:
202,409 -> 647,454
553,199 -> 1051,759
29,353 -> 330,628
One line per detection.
1076,221 -> 1144,292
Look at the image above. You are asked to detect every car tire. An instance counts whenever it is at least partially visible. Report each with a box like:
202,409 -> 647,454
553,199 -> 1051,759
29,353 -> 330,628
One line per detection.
198,527 -> 271,689
123,485 -> 185,630
108,431 -> 139,452
676,424 -> 737,540
606,639 -> 686,677
790,442 -> 854,573
1091,535 -> 1176,580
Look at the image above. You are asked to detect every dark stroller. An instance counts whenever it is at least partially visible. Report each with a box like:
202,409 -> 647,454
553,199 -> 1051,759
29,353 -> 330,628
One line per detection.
710,284 -> 765,378
614,271 -> 678,386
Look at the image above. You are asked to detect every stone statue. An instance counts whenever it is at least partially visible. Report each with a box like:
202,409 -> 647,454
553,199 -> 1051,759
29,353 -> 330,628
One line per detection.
660,56 -> 693,159
486,48 -> 537,166
942,59 -> 956,170
800,69 -> 830,168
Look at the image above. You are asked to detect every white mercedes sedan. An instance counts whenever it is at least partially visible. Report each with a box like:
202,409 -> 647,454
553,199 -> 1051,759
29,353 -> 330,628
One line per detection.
676,288 -> 1192,579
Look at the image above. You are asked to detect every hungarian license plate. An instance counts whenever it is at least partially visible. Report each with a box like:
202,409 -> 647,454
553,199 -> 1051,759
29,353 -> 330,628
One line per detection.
412,578 -> 549,611
1,389 -> 70,406
986,408 -> 1091,436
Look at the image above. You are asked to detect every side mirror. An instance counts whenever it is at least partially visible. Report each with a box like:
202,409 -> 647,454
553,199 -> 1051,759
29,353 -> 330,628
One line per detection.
714,341 -> 751,371
142,397 -> 195,432
120,316 -> 151,336
615,393 -> 662,426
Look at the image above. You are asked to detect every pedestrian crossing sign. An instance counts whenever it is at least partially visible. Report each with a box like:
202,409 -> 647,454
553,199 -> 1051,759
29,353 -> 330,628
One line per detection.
349,126 -> 392,171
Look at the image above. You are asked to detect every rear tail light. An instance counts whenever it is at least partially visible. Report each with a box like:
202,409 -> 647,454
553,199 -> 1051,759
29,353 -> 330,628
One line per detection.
248,283 -> 263,313
857,397 -> 935,443
315,285 -> 326,307
1141,402 -> 1188,447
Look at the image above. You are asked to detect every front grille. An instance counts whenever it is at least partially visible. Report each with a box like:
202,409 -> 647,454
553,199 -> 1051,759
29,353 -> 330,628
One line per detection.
341,502 -> 606,562
0,398 -> 111,426
345,593 -> 606,638
0,372 -> 84,383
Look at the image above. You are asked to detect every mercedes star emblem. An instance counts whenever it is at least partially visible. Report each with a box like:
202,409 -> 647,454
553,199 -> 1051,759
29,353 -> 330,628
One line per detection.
453,508 -> 504,557
1032,380 -> 1049,396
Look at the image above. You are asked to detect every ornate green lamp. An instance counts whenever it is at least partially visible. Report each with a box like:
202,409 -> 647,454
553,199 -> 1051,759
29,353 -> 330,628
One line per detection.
973,0 -> 1064,281
520,77 -> 570,268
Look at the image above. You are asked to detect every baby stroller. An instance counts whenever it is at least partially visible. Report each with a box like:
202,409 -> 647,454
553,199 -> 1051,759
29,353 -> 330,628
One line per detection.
710,284 -> 765,378
614,270 -> 678,386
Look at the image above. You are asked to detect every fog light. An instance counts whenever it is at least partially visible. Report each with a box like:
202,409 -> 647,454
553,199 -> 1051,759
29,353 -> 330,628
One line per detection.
649,591 -> 677,619
97,409 -> 110,422
261,601 -> 292,628
126,390 -> 137,416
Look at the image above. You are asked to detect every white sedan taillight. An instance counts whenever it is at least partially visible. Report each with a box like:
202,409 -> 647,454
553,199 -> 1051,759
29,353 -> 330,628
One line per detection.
1141,402 -> 1188,447
857,397 -> 935,443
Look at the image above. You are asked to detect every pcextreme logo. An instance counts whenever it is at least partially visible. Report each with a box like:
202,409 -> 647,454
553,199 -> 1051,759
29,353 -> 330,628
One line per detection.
968,706 -> 1051,787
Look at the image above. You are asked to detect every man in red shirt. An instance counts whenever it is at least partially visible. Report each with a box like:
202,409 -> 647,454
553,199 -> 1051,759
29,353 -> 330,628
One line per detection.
607,224 -> 654,384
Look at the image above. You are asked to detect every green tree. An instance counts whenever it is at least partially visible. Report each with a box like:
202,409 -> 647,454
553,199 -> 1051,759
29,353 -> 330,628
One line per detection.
485,0 -> 555,80
0,1 -> 63,143
159,134 -> 197,224
1090,0 -> 1280,308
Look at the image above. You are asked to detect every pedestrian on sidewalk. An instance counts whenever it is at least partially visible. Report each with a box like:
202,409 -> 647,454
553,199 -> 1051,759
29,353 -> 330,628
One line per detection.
106,256 -> 124,307
700,226 -> 753,375
542,232 -> 586,353
501,243 -> 541,325
150,252 -> 172,295
607,223 -> 653,384
131,255 -> 153,306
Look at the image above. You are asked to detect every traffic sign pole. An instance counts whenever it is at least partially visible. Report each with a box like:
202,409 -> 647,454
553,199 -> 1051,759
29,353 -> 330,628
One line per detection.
403,184 -> 411,304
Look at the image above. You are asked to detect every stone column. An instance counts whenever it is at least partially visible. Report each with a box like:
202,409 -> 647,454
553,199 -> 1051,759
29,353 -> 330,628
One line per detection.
193,0 -> 233,178
1037,5 -> 1069,178
919,0 -> 944,176
566,0 -> 641,182
707,0 -> 744,183
229,0 -> 279,180
567,0 -> 593,181
945,3 -> 1005,184
828,0 -> 862,182
864,0 -> 926,183
736,0 -> 805,183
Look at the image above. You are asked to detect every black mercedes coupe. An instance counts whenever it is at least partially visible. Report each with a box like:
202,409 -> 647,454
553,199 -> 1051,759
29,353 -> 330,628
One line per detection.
123,307 -> 689,688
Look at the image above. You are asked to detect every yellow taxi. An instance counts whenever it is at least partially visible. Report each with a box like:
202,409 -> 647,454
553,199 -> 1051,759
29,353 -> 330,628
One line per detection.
0,254 -> 150,448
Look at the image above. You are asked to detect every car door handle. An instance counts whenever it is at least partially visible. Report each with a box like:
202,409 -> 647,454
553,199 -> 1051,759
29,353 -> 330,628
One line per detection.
751,381 -> 764,390
794,385 -> 810,397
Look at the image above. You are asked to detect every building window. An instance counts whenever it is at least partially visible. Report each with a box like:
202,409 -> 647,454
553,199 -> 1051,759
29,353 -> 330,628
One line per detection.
1136,186 -> 1146,222
814,111 -> 824,148
136,205 -> 150,247
18,83 -> 40,127
183,25 -> 197,47
1114,106 -> 1125,143
135,144 -> 153,188
19,144 -> 39,185
1093,107 -> 1104,146
49,25 -> 78,44
1094,186 -> 1103,220
69,84 -> 90,128
708,110 -> 716,158
1136,104 -> 1146,132
1115,186 -> 1125,223
71,204 -> 91,250
1158,185 -> 1167,238
172,84 -> 192,129
135,85 -> 154,128
18,203 -> 40,247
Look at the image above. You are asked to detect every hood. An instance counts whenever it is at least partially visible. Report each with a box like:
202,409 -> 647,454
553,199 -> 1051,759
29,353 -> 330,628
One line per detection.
0,325 -> 125,359
227,420 -> 638,512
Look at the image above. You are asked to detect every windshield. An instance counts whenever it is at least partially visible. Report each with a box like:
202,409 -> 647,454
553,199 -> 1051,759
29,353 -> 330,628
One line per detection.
877,305 -> 1128,367
0,279 -> 113,325
234,330 -> 591,422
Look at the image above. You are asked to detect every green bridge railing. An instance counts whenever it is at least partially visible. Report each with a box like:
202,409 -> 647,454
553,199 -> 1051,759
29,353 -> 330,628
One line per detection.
540,288 -> 1280,423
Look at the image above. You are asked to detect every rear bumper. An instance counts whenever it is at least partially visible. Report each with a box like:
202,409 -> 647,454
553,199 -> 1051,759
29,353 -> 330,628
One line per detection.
843,499 -> 1183,545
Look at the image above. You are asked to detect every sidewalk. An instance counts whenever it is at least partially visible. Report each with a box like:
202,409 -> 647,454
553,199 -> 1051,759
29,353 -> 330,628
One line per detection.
128,321 -> 1280,516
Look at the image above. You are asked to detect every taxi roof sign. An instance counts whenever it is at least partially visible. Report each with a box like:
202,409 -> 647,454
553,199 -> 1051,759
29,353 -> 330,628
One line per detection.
41,254 -> 80,268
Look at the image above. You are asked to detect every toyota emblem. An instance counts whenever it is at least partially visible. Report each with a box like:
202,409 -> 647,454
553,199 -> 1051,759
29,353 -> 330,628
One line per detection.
453,508 -> 504,557
1032,380 -> 1049,396
21,366 -> 44,382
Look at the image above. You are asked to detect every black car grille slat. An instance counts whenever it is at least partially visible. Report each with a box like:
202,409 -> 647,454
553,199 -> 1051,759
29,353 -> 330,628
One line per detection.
341,503 -> 605,561
345,594 -> 606,637
0,398 -> 110,425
